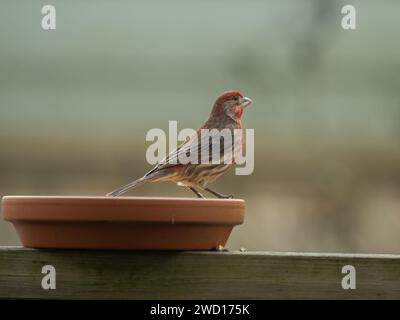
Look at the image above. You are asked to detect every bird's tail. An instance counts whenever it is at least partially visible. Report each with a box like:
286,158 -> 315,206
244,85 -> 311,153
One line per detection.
106,177 -> 148,197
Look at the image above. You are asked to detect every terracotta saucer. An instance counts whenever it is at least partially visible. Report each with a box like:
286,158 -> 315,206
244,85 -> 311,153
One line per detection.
1,196 -> 245,250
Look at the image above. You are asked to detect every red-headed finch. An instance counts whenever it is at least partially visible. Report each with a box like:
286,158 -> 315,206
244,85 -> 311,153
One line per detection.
107,90 -> 253,198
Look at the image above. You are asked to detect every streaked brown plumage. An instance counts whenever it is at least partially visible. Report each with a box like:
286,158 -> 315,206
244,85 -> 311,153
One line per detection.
107,90 -> 253,198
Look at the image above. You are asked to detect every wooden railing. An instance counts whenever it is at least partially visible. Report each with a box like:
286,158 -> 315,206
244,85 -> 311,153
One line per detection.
0,247 -> 399,299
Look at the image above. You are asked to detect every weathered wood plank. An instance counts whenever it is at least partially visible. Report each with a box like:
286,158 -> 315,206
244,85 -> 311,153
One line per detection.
0,247 -> 399,299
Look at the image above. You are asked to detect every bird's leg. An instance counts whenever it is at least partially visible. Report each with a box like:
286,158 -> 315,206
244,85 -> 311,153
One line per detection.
188,187 -> 205,199
203,187 -> 234,199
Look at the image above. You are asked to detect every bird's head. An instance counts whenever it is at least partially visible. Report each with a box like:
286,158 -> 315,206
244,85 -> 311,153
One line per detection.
211,90 -> 253,121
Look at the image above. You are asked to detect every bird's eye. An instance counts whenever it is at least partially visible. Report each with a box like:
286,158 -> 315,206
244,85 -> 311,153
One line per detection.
233,96 -> 240,101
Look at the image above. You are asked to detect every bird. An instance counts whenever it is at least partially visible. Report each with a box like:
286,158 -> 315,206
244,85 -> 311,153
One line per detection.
106,90 -> 253,198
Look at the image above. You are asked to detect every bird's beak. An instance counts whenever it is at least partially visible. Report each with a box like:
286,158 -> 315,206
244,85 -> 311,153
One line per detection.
241,97 -> 253,108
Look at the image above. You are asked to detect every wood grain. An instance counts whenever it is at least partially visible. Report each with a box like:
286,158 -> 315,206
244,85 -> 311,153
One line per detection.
0,247 -> 399,299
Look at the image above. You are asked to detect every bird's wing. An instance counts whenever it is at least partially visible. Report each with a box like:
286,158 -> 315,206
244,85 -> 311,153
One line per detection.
146,129 -> 240,176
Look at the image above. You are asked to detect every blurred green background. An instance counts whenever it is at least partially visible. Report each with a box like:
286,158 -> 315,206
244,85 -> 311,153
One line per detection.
1,0 -> 399,253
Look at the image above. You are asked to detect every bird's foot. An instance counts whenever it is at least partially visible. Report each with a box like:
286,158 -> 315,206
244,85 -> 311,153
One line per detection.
203,187 -> 234,199
218,194 -> 234,199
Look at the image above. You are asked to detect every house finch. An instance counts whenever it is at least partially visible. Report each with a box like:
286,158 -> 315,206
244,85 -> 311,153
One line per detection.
106,90 -> 253,198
